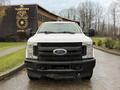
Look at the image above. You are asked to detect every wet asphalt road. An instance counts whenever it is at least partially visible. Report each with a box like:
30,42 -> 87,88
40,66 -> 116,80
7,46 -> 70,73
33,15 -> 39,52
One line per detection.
0,49 -> 120,90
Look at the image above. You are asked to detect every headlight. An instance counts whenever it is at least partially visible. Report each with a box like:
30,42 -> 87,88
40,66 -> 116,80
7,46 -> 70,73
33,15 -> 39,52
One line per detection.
82,43 -> 93,59
26,42 -> 37,59
86,44 -> 93,58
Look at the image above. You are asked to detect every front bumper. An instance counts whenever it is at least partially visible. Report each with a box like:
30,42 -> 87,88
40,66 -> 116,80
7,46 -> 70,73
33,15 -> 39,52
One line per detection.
25,58 -> 96,74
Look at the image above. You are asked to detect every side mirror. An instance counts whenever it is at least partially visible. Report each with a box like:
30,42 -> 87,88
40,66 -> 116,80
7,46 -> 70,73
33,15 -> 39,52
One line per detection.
26,28 -> 35,37
88,29 -> 95,37
83,31 -> 88,35
26,28 -> 31,36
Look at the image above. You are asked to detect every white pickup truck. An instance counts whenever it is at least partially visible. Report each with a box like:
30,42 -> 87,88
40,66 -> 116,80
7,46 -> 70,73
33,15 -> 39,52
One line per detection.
25,21 -> 96,80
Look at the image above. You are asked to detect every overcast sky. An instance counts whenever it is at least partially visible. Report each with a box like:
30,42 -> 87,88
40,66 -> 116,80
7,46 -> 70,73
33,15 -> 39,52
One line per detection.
10,0 -> 117,12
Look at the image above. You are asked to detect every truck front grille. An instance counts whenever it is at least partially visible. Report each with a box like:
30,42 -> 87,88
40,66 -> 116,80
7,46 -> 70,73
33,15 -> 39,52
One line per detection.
33,43 -> 86,61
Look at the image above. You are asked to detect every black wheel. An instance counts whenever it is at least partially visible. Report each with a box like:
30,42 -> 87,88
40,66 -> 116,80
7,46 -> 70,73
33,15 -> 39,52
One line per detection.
28,74 -> 37,80
82,70 -> 93,80
27,72 -> 38,80
27,70 -> 41,80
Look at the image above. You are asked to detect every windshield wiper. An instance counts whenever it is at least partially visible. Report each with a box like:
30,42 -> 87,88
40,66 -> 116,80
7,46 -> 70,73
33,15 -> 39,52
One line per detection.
60,31 -> 75,34
39,31 -> 76,34
39,31 -> 55,34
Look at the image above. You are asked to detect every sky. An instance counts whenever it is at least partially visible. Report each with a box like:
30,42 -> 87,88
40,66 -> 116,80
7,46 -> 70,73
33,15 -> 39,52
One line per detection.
10,0 -> 117,13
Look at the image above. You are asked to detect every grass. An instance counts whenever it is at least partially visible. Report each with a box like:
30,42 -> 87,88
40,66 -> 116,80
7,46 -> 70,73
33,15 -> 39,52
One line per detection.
0,42 -> 26,51
0,49 -> 25,74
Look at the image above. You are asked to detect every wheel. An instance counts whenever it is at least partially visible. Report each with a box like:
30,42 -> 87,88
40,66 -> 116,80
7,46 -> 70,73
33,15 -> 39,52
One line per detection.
27,70 -> 41,80
27,71 -> 39,80
27,71 -> 38,80
82,70 -> 93,80
28,74 -> 37,80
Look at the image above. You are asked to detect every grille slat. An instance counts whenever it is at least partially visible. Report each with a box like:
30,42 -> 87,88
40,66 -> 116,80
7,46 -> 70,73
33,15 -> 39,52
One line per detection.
38,43 -> 82,47
38,51 -> 82,56
38,47 -> 81,52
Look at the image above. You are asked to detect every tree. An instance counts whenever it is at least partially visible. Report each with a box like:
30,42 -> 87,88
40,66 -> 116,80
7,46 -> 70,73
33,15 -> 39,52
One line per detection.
0,0 -> 10,5
94,4 -> 103,33
109,2 -> 120,38
59,7 -> 77,20
77,1 -> 97,32
110,3 -> 117,37
58,0 -> 120,38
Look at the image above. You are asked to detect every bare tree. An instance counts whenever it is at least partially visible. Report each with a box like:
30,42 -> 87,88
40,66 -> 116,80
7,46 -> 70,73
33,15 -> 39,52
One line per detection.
77,1 -> 97,32
0,0 -> 5,5
59,0 -> 120,38
59,7 -> 77,20
94,4 -> 103,33
0,0 -> 10,5
110,3 -> 117,37
68,8 -> 77,20
109,2 -> 120,38
59,9 -> 70,19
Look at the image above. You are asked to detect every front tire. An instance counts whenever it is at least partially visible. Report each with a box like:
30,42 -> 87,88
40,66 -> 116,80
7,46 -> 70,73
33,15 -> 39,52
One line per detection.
28,74 -> 37,80
27,70 -> 42,80
82,70 -> 93,80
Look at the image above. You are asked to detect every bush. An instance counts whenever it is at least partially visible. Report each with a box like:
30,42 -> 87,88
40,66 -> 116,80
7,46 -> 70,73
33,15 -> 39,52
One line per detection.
93,37 -> 120,51
104,39 -> 115,49
114,41 -> 120,50
97,40 -> 102,46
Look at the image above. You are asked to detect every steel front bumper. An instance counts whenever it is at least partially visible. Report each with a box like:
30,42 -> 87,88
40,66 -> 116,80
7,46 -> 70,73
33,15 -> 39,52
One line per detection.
25,58 -> 96,74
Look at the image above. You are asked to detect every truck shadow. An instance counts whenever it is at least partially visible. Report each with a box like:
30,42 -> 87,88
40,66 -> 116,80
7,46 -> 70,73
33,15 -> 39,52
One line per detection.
27,77 -> 93,90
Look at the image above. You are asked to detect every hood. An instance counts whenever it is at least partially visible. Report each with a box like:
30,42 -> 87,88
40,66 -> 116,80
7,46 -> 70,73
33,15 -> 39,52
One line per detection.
28,33 -> 92,44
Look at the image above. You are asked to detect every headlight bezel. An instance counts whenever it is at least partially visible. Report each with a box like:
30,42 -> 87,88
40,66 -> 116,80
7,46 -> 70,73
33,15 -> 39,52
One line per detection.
82,42 -> 93,59
26,42 -> 38,59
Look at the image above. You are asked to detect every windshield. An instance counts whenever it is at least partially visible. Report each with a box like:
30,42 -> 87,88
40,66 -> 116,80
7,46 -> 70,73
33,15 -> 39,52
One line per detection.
37,22 -> 82,33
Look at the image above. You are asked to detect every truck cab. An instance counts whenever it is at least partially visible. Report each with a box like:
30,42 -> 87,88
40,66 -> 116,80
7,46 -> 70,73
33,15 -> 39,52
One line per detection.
25,21 -> 96,80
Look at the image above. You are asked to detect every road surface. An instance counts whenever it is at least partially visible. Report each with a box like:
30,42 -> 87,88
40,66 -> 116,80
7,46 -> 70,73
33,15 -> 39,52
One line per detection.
0,49 -> 120,90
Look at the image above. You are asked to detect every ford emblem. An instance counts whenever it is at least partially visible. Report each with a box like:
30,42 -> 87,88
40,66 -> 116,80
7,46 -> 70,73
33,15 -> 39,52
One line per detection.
53,49 -> 67,55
